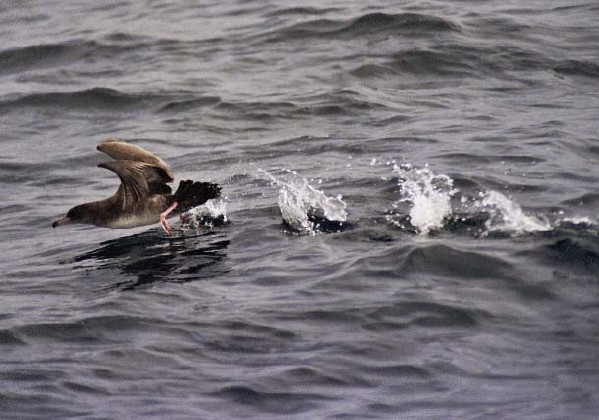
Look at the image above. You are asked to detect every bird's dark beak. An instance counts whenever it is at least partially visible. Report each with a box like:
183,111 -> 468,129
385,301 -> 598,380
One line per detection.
52,217 -> 71,228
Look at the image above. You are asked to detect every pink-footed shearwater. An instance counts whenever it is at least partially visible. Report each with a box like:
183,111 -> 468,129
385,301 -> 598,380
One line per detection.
52,139 -> 221,235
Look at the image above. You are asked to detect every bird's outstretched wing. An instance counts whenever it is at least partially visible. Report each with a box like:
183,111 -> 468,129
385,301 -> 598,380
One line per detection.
97,139 -> 175,211
98,161 -> 152,211
97,138 -> 174,182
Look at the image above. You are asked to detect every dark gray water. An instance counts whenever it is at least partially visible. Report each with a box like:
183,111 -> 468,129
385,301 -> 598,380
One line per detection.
1,1 -> 599,418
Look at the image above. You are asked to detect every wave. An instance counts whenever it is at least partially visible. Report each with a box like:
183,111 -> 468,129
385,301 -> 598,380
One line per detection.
211,91 -> 390,123
0,87 -> 167,112
0,41 -> 98,76
266,7 -> 341,17
256,12 -> 459,43
158,96 -> 221,113
213,100 -> 301,122
358,242 -> 514,280
0,38 -> 146,76
364,299 -> 480,329
348,44 -> 598,84
516,222 -> 599,277
351,44 -> 550,79
537,236 -> 599,273
553,59 -> 599,78
338,12 -> 460,35
212,385 -> 331,415
0,329 -> 26,345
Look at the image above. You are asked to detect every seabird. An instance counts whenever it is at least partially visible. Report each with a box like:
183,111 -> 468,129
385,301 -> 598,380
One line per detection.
52,138 -> 221,235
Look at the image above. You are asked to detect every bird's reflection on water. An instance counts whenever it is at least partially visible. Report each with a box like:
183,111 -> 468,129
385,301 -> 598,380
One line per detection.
73,226 -> 230,290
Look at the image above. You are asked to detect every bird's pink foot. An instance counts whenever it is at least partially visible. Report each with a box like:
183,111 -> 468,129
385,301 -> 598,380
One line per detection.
159,201 -> 178,235
160,216 -> 173,235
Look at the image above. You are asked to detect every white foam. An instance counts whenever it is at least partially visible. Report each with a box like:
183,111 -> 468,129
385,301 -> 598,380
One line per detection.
260,169 -> 347,234
181,198 -> 228,228
390,163 -> 456,234
479,190 -> 551,233
560,216 -> 594,226
387,163 -> 556,236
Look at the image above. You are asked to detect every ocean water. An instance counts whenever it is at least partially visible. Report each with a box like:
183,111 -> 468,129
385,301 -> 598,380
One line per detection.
1,1 -> 599,418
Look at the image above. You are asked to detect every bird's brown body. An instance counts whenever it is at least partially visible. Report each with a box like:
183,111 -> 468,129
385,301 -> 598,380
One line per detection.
52,139 -> 220,234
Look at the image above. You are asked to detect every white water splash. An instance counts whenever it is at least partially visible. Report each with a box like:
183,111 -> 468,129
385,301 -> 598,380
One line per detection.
181,198 -> 228,229
560,216 -> 594,226
389,163 -> 456,234
260,169 -> 347,235
479,190 -> 551,233
386,162 -> 554,236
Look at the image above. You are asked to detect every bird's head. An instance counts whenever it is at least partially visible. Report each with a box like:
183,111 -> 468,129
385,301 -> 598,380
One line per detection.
52,204 -> 94,228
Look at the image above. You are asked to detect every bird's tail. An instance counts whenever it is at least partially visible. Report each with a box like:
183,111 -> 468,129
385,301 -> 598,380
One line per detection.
174,180 -> 221,212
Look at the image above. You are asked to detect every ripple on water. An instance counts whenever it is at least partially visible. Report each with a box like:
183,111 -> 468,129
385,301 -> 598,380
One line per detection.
211,385 -> 334,416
